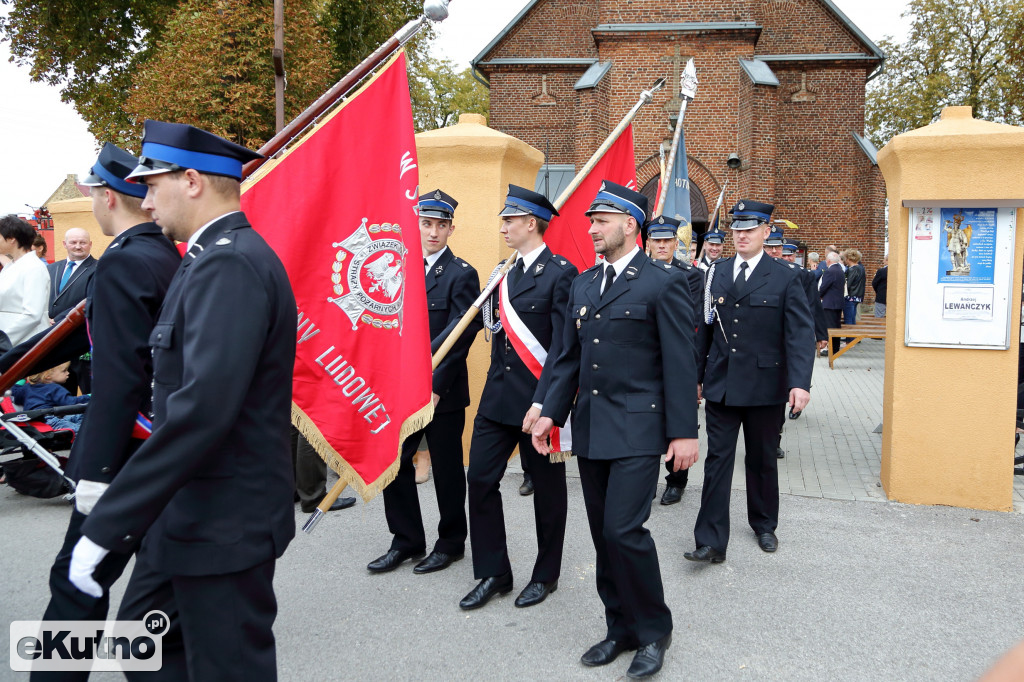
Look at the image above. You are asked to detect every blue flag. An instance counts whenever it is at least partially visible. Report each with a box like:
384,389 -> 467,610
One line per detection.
661,127 -> 691,237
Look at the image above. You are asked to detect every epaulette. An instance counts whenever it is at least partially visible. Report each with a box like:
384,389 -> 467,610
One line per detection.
548,253 -> 572,268
712,256 -> 729,265
453,256 -> 470,269
214,237 -> 232,246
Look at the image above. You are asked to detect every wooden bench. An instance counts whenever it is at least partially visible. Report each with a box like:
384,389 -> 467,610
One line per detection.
826,320 -> 886,369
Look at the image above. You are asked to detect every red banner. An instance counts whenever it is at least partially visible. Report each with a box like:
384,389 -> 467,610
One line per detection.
241,51 -> 432,500
543,126 -> 637,273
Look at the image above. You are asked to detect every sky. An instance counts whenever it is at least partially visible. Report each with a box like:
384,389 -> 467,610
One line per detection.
0,0 -> 912,216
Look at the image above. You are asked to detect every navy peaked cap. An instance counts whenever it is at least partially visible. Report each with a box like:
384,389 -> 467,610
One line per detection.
127,120 -> 263,181
585,180 -> 648,225
498,185 -> 559,221
764,222 -> 785,245
701,222 -> 727,243
417,189 -> 458,220
81,143 -> 148,198
728,199 -> 775,230
647,214 -> 681,240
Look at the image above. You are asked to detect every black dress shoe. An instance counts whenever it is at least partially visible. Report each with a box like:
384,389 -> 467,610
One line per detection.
683,545 -> 726,563
413,550 -> 463,574
366,548 -> 425,574
757,531 -> 778,552
626,633 -> 671,679
514,579 -> 557,607
519,475 -> 534,496
459,573 -> 513,610
300,496 -> 356,513
580,639 -> 632,667
776,446 -> 785,459
660,485 -> 683,505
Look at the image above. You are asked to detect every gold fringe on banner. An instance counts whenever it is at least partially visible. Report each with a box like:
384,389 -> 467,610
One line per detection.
292,400 -> 434,503
549,450 -> 573,464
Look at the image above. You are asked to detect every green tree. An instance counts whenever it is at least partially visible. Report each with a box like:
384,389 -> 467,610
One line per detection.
126,0 -> 335,150
866,0 -> 1024,148
320,0 -> 423,75
407,53 -> 489,132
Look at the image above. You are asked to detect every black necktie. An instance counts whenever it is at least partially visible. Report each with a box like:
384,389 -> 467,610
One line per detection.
734,261 -> 749,295
509,258 -> 524,288
601,264 -> 615,298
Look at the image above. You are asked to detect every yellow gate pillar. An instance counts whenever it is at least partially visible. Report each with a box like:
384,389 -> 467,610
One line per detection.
415,114 -> 545,456
878,106 -> 1024,511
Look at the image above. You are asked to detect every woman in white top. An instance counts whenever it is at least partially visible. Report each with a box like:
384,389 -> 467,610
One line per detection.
0,215 -> 51,346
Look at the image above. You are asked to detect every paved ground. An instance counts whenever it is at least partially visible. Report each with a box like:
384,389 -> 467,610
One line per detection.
3,338 -> 1024,680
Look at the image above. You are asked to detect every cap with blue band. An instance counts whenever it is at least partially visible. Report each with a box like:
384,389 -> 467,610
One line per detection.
585,180 -> 649,226
498,185 -> 559,222
728,199 -> 775,231
647,215 -> 681,240
417,189 -> 458,220
126,119 -> 263,182
80,143 -> 149,199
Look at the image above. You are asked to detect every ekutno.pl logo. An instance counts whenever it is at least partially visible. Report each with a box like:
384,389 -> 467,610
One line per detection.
9,610 -> 169,672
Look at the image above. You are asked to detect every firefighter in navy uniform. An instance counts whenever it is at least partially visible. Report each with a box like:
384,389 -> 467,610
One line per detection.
70,120 -> 297,681
645,215 -> 702,506
533,181 -> 699,679
697,221 -> 726,272
368,189 -> 482,575
685,200 -> 814,564
459,185 -> 578,611
0,144 -> 181,682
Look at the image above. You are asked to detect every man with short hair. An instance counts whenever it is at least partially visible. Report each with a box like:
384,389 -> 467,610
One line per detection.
819,251 -> 846,355
647,215 -> 701,505
69,120 -> 297,680
459,185 -> 577,611
534,181 -> 698,679
697,222 -> 726,271
686,200 -> 814,563
48,227 -> 97,394
368,189 -> 481,575
2,145 -> 183,680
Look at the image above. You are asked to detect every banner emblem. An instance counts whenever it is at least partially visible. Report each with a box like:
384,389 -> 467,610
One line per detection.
331,217 -> 407,331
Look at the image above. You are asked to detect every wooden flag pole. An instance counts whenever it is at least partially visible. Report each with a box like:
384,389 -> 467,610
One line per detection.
0,300 -> 86,395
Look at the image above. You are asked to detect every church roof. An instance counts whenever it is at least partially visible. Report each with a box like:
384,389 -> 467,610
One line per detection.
472,0 -> 885,68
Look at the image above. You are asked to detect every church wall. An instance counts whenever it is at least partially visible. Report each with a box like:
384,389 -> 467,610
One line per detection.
753,0 -> 869,55
488,0 -> 598,59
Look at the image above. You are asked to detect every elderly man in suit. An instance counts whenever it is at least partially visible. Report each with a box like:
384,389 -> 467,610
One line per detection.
819,251 -> 846,355
48,227 -> 97,394
534,181 -> 699,679
69,120 -> 296,681
685,200 -> 814,564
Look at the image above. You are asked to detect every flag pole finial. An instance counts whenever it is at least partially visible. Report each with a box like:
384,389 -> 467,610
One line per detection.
423,0 -> 450,22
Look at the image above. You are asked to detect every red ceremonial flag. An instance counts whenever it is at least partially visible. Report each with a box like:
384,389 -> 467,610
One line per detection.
241,51 -> 432,500
543,125 -> 637,273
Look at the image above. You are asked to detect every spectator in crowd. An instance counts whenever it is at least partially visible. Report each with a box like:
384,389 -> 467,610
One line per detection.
872,256 -> 888,317
32,234 -> 47,262
0,215 -> 50,346
11,362 -> 90,432
819,251 -> 845,356
47,227 -> 97,395
807,252 -> 822,280
844,248 -> 866,328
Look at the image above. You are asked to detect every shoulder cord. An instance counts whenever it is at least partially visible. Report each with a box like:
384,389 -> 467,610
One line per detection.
480,262 -> 505,341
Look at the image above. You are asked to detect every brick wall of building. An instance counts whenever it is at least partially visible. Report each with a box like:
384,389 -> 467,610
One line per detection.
476,0 -> 886,296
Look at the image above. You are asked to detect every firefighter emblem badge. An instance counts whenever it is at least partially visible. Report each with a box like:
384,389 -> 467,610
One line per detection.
330,217 -> 407,331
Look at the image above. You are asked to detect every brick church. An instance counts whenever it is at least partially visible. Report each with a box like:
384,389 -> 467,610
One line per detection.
471,0 -> 887,281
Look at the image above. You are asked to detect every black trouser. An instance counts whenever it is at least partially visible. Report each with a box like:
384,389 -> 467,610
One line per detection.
822,308 -> 842,353
466,414 -> 566,583
579,454 -> 672,648
290,427 -> 327,511
118,552 -> 278,682
694,400 -> 783,552
32,509 -> 135,682
384,409 -> 467,556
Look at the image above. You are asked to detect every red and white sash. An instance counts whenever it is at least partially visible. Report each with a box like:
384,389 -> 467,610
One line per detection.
499,274 -> 573,454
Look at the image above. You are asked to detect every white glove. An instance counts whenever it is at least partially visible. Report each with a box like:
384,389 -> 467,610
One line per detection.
69,536 -> 110,598
74,480 -> 110,515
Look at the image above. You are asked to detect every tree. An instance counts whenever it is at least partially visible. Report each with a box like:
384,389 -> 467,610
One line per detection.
320,0 -> 423,75
126,0 -> 335,150
865,0 -> 1024,148
407,54 -> 489,132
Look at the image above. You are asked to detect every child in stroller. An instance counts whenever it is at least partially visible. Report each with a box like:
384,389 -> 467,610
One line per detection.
10,362 -> 89,432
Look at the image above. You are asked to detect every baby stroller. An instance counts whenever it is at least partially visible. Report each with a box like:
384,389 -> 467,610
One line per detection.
0,394 -> 83,500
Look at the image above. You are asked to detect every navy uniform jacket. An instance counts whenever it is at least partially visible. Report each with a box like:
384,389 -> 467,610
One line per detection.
476,246 -> 577,425
82,212 -> 297,577
48,256 -> 97,319
819,263 -> 845,310
698,255 -> 814,406
0,224 -> 179,483
425,247 -> 481,414
671,257 -> 703,330
542,252 -> 698,459
779,259 -> 828,343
